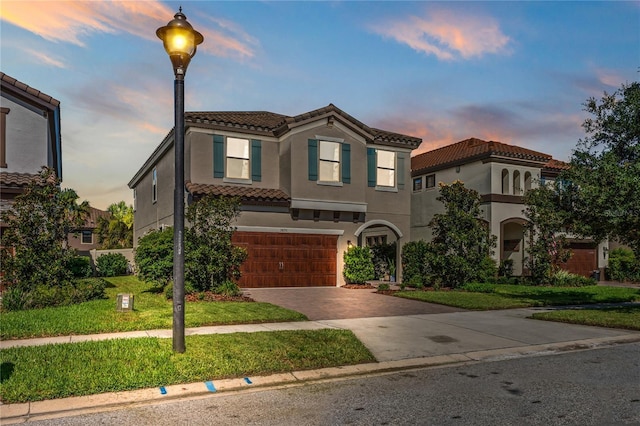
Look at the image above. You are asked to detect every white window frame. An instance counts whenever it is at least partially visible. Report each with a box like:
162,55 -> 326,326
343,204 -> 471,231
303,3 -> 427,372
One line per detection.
318,140 -> 341,184
225,137 -> 251,182
376,149 -> 396,190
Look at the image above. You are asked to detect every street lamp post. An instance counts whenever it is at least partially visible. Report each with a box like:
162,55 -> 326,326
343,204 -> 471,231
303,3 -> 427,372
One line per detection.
156,8 -> 203,353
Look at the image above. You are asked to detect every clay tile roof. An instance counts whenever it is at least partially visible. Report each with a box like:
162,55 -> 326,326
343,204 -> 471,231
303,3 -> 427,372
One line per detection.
0,172 -> 41,189
543,158 -> 570,171
412,138 -> 552,174
0,72 -> 60,107
185,182 -> 290,204
81,207 -> 111,228
186,111 -> 289,135
185,104 -> 421,148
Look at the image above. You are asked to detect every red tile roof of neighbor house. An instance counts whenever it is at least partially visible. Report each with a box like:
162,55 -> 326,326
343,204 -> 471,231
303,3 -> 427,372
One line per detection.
411,138 -> 557,174
0,72 -> 60,108
82,207 -> 111,228
186,104 -> 422,149
0,172 -> 40,189
185,181 -> 290,204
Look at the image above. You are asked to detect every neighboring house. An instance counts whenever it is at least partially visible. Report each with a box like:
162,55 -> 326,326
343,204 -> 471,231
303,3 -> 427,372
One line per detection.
67,206 -> 111,255
129,104 -> 421,287
0,72 -> 62,231
410,138 -> 607,278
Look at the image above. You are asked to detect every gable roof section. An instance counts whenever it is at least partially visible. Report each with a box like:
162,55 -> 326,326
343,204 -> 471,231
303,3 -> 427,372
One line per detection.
80,207 -> 111,229
412,138 -> 552,175
186,104 -> 421,149
0,72 -> 63,179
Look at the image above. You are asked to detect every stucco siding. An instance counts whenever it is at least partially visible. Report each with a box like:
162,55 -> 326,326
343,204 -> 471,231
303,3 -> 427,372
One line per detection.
0,96 -> 49,174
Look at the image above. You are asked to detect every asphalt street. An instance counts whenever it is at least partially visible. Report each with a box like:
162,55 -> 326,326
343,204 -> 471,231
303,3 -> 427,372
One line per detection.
25,342 -> 640,426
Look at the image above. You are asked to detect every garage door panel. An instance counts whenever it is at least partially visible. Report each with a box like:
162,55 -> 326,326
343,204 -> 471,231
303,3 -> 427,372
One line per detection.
234,232 -> 337,288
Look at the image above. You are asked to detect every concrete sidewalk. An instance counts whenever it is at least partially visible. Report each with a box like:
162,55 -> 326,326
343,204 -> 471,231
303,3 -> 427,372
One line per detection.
2,307 -> 639,424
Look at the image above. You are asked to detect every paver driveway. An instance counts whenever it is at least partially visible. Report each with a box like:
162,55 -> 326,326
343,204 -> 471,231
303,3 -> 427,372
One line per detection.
243,287 -> 465,320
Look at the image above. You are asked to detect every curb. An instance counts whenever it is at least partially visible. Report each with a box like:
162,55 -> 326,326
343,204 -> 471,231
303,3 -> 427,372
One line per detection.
3,334 -> 639,424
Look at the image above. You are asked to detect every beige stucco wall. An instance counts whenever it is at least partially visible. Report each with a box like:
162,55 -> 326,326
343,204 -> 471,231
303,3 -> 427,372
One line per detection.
0,96 -> 49,174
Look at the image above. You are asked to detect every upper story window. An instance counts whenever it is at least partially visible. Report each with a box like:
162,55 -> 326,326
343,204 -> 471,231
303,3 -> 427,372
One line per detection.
152,168 -> 157,203
413,177 -> 423,191
226,137 -> 250,180
214,135 -> 261,182
319,140 -> 341,182
376,150 -> 396,188
425,174 -> 436,188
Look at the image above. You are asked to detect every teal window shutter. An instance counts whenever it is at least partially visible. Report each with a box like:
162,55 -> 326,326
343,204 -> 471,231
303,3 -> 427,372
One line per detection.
341,143 -> 351,184
213,135 -> 224,178
308,139 -> 318,181
397,152 -> 405,189
251,139 -> 261,181
367,148 -> 376,187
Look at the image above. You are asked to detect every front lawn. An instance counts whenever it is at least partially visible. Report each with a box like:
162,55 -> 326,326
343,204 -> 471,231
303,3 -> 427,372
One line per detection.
0,329 -> 375,403
395,284 -> 640,310
531,305 -> 640,331
1,276 -> 306,340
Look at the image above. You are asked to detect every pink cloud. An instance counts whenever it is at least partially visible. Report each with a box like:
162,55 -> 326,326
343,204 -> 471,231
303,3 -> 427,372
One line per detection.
373,8 -> 511,61
25,48 -> 66,68
1,1 -> 255,59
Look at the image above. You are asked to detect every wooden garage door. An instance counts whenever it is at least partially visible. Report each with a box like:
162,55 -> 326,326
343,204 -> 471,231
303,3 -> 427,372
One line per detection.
565,243 -> 597,278
232,232 -> 338,288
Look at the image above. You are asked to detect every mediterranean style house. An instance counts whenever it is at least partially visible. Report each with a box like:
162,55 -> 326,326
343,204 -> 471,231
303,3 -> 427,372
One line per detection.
67,206 -> 111,255
128,104 -> 421,287
410,137 -> 607,278
0,72 -> 63,228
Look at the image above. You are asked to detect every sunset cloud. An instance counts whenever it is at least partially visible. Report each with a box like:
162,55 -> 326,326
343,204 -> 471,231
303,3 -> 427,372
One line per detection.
372,8 -> 511,60
1,1 -> 255,59
25,48 -> 67,68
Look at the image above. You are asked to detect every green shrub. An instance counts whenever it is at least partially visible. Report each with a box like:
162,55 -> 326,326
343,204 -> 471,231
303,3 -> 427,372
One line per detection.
1,278 -> 107,311
462,282 -> 496,293
96,253 -> 129,277
343,246 -> 375,284
551,270 -> 595,287
498,259 -> 514,278
134,227 -> 174,286
66,255 -> 93,278
215,280 -> 242,297
477,256 -> 498,283
401,240 -> 430,287
371,242 -> 397,280
607,248 -> 640,282
377,283 -> 390,291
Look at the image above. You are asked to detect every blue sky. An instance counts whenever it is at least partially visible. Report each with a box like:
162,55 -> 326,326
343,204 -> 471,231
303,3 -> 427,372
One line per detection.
1,1 -> 638,209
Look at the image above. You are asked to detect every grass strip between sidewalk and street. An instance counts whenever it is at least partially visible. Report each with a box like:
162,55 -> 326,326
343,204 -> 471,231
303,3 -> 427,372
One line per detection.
395,284 -> 640,311
0,329 -> 375,404
1,276 -> 307,340
531,305 -> 640,331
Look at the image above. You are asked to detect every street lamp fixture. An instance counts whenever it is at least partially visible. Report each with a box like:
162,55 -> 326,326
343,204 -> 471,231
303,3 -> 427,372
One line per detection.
157,8 -> 203,353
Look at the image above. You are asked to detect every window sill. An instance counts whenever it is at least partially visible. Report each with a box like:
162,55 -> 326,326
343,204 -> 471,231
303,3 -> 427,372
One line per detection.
375,186 -> 398,193
223,178 -> 253,185
317,181 -> 343,187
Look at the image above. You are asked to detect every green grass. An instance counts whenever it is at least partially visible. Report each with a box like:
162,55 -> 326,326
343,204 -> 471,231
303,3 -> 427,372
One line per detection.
0,329 -> 375,403
531,305 -> 640,330
1,276 -> 307,340
395,284 -> 640,310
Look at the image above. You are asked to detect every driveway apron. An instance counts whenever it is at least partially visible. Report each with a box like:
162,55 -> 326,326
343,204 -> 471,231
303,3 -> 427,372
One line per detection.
243,287 -> 464,320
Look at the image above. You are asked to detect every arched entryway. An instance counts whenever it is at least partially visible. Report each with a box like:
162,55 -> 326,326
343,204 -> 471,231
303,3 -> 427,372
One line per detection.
354,220 -> 403,281
501,218 -> 527,276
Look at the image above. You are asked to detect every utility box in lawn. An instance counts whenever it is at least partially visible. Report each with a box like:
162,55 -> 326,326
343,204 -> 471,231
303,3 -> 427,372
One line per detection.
116,293 -> 134,312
